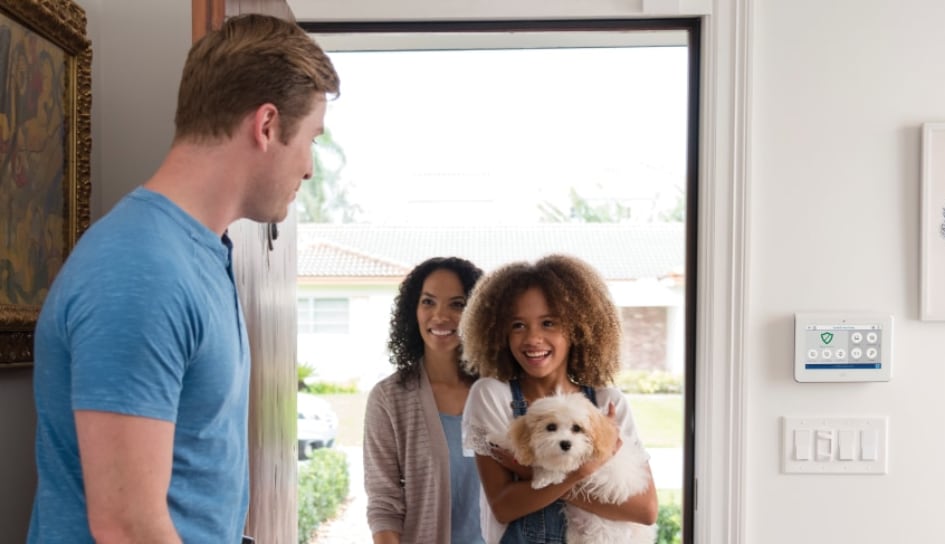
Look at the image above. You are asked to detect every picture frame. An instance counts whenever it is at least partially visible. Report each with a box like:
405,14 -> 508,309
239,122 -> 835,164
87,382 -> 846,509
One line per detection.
920,122 -> 945,321
0,0 -> 91,367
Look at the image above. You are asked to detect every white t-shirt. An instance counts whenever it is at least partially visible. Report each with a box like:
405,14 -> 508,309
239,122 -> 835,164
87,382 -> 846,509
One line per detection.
461,377 -> 647,544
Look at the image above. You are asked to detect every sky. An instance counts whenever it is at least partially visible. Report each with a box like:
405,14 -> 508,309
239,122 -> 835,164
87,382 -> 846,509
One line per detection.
315,45 -> 689,225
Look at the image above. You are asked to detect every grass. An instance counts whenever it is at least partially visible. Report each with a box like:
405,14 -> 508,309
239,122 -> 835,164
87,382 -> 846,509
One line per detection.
627,393 -> 684,448
321,391 -> 684,450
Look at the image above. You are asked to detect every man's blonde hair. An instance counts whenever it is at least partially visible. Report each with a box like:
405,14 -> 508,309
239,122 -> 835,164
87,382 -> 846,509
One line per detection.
175,14 -> 340,144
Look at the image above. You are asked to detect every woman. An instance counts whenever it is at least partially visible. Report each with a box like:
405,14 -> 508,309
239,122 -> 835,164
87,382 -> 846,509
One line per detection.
363,256 -> 485,544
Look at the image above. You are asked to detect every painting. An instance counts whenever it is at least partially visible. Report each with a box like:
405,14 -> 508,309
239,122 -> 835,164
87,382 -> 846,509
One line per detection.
0,0 -> 91,366
921,122 -> 945,321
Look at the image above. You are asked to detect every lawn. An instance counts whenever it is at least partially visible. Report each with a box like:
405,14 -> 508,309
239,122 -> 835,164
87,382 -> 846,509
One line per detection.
322,391 -> 684,450
627,393 -> 684,448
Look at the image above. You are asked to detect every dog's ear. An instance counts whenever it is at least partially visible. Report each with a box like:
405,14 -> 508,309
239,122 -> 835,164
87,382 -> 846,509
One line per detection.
589,406 -> 619,459
508,416 -> 535,466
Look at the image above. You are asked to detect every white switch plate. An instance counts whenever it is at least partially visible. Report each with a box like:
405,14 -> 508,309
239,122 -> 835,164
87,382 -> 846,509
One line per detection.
782,416 -> 888,474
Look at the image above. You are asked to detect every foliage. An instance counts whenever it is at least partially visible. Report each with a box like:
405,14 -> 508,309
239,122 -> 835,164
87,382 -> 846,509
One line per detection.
656,488 -> 682,544
297,129 -> 362,223
538,187 -> 633,223
657,186 -> 686,223
297,364 -> 358,394
298,448 -> 350,544
305,381 -> 359,395
616,369 -> 683,394
297,364 -> 316,392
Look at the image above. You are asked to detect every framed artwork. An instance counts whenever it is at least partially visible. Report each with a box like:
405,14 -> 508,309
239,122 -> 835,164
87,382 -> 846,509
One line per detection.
0,0 -> 91,366
921,122 -> 945,321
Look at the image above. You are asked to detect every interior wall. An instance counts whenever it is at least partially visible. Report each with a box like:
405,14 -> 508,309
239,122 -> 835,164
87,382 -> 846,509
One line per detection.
747,1 -> 945,542
0,367 -> 38,542
0,0 -> 190,538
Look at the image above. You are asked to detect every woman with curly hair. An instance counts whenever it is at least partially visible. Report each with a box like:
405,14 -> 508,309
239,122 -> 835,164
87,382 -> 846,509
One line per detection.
363,256 -> 484,544
460,254 -> 658,544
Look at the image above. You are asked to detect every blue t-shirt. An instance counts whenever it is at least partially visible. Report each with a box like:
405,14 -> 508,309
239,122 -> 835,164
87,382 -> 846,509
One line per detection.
28,187 -> 251,543
440,413 -> 484,544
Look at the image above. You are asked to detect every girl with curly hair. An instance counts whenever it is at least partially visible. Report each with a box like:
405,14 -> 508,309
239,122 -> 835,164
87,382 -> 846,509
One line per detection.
363,256 -> 484,544
460,254 -> 658,544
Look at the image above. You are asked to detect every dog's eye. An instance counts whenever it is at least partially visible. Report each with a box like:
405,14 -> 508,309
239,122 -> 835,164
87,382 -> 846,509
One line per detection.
546,423 -> 557,432
571,424 -> 583,433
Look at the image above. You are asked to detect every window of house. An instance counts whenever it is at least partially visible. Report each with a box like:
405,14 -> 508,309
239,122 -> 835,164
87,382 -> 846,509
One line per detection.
298,297 -> 350,334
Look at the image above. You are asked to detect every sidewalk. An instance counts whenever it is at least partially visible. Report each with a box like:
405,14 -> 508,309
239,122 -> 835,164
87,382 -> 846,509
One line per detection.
310,446 -> 683,543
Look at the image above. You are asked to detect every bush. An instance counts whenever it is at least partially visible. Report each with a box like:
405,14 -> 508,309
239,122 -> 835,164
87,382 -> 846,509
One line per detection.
305,381 -> 359,394
298,449 -> 350,544
296,364 -> 359,394
616,369 -> 683,394
657,500 -> 683,544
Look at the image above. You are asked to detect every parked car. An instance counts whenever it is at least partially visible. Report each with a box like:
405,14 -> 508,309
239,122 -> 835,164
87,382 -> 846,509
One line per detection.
297,393 -> 339,460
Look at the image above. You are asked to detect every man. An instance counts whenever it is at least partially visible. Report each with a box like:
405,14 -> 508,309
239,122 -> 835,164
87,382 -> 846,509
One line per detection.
28,14 -> 339,542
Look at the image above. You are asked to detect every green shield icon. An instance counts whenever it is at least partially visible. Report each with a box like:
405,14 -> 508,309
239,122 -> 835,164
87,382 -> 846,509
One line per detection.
820,332 -> 834,344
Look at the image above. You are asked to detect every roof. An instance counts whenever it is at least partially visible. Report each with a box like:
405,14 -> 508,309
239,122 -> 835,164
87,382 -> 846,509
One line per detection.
298,223 -> 685,280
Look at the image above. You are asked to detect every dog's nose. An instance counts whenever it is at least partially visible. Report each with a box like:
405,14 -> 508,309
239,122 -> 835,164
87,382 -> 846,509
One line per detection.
559,441 -> 571,451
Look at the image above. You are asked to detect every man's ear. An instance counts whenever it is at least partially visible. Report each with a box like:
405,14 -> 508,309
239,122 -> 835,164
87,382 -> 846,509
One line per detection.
252,103 -> 279,150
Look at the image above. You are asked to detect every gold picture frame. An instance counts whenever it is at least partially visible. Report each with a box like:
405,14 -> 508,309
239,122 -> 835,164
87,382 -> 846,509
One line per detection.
0,0 -> 91,367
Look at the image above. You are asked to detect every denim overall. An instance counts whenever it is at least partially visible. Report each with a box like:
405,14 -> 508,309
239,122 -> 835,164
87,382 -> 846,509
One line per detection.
499,380 -> 598,544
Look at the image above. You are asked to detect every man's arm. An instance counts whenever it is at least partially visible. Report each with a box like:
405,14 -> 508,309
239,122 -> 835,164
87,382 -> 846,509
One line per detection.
75,410 -> 182,544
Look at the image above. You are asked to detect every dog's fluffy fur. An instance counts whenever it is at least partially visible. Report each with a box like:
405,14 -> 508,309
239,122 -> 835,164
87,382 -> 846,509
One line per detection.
498,392 -> 656,544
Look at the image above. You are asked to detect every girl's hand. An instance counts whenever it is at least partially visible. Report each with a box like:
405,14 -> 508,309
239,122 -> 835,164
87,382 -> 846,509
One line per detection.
490,443 -> 533,480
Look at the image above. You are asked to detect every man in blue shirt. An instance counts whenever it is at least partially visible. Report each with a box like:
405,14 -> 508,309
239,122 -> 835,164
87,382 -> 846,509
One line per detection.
28,14 -> 339,543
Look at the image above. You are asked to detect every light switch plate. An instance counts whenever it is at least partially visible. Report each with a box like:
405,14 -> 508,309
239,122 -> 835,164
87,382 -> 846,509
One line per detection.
782,416 -> 888,474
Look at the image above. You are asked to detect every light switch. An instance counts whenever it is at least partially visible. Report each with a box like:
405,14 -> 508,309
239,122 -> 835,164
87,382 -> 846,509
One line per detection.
782,416 -> 887,474
815,429 -> 833,461
837,429 -> 855,460
861,429 -> 879,461
794,429 -> 812,460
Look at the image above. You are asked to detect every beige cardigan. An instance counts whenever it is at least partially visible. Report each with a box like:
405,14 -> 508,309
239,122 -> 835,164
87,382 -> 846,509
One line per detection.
363,362 -> 452,543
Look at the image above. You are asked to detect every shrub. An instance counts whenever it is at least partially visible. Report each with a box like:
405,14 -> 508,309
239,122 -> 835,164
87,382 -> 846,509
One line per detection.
616,369 -> 683,394
305,381 -> 359,394
657,500 -> 683,544
298,448 -> 350,544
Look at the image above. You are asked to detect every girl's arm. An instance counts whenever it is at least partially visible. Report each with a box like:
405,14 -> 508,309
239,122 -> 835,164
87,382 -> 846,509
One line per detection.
476,445 -> 618,524
565,463 -> 659,524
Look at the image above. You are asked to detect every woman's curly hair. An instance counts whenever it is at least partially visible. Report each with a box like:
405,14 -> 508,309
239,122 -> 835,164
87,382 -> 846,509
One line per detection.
388,256 -> 484,387
460,254 -> 622,387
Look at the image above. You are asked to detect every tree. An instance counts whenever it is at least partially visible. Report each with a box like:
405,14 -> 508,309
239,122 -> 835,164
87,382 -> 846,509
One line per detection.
538,187 -> 633,223
297,129 -> 362,223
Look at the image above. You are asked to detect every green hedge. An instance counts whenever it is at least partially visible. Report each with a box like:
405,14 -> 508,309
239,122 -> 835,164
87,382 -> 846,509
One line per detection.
298,449 -> 350,544
657,500 -> 682,544
616,369 -> 683,394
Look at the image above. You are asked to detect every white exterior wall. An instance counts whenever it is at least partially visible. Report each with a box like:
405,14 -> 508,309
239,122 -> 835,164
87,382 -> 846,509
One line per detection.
296,285 -> 395,389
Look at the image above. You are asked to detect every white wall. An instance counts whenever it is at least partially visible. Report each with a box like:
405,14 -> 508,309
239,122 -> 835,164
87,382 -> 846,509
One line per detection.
747,1 -> 945,542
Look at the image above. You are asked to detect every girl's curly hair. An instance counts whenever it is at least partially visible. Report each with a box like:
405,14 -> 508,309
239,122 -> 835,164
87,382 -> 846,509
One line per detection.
460,254 -> 622,387
388,256 -> 484,387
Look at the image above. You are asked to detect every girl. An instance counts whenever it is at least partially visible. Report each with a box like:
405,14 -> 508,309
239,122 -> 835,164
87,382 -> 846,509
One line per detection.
363,256 -> 485,544
461,254 -> 658,543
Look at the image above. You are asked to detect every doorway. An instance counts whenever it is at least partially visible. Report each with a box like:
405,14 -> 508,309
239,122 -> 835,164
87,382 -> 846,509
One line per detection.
297,19 -> 700,544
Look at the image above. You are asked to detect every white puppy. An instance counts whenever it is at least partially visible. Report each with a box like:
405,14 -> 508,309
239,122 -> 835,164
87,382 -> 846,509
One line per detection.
501,392 -> 656,544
